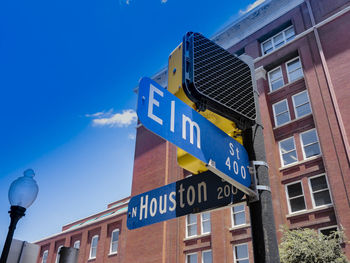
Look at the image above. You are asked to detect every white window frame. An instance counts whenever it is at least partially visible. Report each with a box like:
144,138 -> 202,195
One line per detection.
55,245 -> 63,263
201,212 -> 211,234
73,240 -> 80,249
285,181 -> 307,214
279,136 -> 298,167
231,203 -> 246,227
286,57 -> 304,83
308,174 -> 333,208
186,252 -> 198,263
202,249 -> 212,263
186,214 -> 197,238
318,225 -> 338,235
89,235 -> 99,259
109,229 -> 120,255
292,90 -> 312,119
261,25 -> 295,55
272,99 -> 290,127
268,66 -> 284,92
42,250 -> 49,263
300,129 -> 321,160
233,243 -> 249,263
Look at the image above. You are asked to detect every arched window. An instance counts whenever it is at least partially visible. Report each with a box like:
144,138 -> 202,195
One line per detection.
73,240 -> 80,249
89,235 -> 99,259
42,250 -> 48,263
55,246 -> 63,263
109,229 -> 119,254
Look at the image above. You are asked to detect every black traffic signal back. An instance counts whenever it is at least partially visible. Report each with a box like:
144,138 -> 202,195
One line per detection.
182,32 -> 256,130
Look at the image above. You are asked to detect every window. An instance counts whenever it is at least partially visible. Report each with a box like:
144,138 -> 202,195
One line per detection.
319,226 -> 338,236
287,57 -> 303,82
201,212 -> 211,234
309,174 -> 332,207
273,100 -> 290,126
300,129 -> 321,159
292,90 -> 311,118
261,26 -> 295,55
110,229 -> 119,254
232,204 -> 246,227
55,246 -> 63,263
73,240 -> 80,249
89,235 -> 98,259
202,250 -> 212,263
42,250 -> 48,263
268,66 -> 284,91
233,243 -> 249,263
286,181 -> 306,213
186,253 -> 198,263
279,137 -> 297,166
186,214 -> 197,237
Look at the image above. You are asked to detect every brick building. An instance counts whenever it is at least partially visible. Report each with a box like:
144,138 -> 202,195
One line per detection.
35,0 -> 350,262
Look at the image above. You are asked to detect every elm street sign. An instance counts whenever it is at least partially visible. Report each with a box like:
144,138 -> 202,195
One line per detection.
137,77 -> 255,196
127,171 -> 245,230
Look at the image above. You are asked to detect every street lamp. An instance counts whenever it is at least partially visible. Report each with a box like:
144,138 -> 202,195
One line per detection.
0,169 -> 39,263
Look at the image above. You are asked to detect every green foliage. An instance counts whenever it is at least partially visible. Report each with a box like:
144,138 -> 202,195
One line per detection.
279,227 -> 349,263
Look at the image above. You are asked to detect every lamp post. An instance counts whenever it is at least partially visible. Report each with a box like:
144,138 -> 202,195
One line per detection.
0,169 -> 39,263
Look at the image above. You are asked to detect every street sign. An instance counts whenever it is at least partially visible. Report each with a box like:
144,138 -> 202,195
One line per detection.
127,171 -> 245,230
137,77 -> 254,195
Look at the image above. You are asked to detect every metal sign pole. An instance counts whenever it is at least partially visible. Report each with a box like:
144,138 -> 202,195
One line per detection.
242,55 -> 280,263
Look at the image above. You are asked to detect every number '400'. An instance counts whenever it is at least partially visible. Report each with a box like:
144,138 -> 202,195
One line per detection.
225,143 -> 247,179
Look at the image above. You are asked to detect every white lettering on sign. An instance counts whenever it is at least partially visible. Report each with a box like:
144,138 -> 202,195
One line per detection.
134,181 -> 208,221
182,115 -> 201,149
147,84 -> 163,125
226,142 -> 246,180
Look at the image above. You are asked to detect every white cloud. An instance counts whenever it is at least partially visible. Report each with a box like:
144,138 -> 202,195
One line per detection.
119,0 -> 131,5
239,0 -> 266,15
161,0 -> 168,3
87,109 -> 137,128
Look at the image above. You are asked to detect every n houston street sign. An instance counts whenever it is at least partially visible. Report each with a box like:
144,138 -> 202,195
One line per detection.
127,171 -> 245,230
137,77 -> 254,195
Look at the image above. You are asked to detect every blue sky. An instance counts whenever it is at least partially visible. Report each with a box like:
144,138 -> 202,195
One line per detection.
0,0 -> 265,248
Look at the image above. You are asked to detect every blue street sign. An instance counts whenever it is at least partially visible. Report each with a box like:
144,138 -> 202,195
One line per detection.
127,171 -> 245,230
137,77 -> 252,192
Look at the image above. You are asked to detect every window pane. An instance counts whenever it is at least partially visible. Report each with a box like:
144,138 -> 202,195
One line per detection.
234,212 -> 246,226
289,69 -> 303,82
276,112 -> 290,126
91,247 -> 97,258
202,221 -> 211,233
233,205 -> 244,213
237,260 -> 250,263
310,176 -> 328,191
273,33 -> 284,47
270,68 -> 282,80
187,254 -> 197,263
282,151 -> 297,165
203,251 -> 212,263
92,237 -> 98,247
290,196 -> 306,212
263,40 -> 273,54
112,231 -> 119,242
296,103 -> 311,118
188,214 -> 196,224
293,91 -> 308,106
202,213 -> 210,220
304,144 -> 321,158
111,242 -> 118,253
301,130 -> 317,145
188,225 -> 197,236
287,59 -> 301,72
280,138 -> 295,153
235,244 -> 248,259
73,241 -> 80,249
285,27 -> 295,41
274,101 -> 288,113
287,183 -> 303,198
314,190 -> 332,206
271,79 -> 284,91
